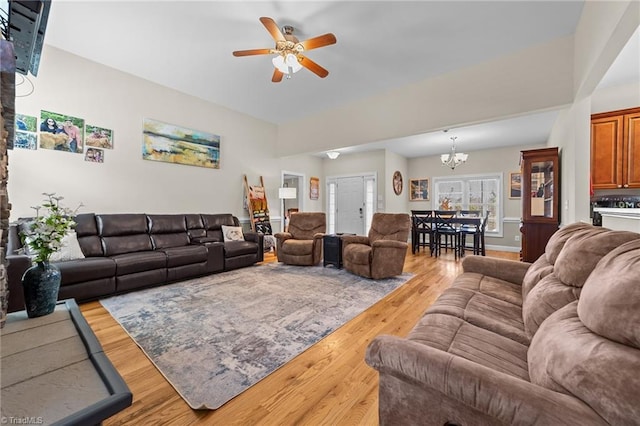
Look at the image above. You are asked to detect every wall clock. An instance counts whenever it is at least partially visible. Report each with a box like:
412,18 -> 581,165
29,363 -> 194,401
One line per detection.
393,171 -> 403,195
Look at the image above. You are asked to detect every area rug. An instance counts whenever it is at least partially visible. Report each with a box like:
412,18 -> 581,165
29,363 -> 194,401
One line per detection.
100,263 -> 412,409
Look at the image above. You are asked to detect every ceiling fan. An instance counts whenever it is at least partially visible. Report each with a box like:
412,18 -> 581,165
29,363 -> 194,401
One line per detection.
233,17 -> 337,83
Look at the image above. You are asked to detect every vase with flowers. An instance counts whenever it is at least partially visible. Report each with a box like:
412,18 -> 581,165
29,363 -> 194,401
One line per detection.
20,193 -> 79,318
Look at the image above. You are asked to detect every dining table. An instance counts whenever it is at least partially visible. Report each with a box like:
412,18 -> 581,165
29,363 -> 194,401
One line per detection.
410,210 -> 485,258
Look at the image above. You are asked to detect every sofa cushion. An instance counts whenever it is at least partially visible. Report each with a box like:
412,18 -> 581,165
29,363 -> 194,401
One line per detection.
221,225 -> 244,242
50,232 -> 86,262
578,239 -> 640,349
522,273 -> 580,339
280,239 -> 315,256
75,213 -> 103,257
451,272 -> 522,306
521,254 -> 553,301
409,313 -> 529,381
288,212 -> 326,240
161,245 -> 208,268
111,251 -> 167,275
544,222 -> 594,265
102,234 -> 153,256
425,286 -> 528,345
185,214 -> 206,239
147,214 -> 187,233
528,302 -> 640,425
554,229 -> 640,288
151,233 -> 190,249
97,214 -> 148,236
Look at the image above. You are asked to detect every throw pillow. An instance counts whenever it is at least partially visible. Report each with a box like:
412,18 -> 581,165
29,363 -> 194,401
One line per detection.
221,225 -> 244,242
49,232 -> 86,262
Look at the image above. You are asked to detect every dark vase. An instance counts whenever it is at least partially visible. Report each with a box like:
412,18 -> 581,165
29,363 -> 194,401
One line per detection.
22,261 -> 61,318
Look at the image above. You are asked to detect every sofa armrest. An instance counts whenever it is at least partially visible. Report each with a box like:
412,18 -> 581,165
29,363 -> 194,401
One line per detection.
341,235 -> 369,248
7,254 -> 32,313
242,231 -> 260,244
371,240 -> 407,250
366,335 -> 607,425
461,255 -> 531,286
274,232 -> 292,241
313,233 -> 325,240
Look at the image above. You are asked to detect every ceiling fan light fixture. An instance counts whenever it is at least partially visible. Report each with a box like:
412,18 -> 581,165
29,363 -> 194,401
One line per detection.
326,151 -> 340,159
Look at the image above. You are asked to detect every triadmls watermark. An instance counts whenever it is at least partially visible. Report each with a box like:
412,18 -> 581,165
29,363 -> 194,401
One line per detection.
1,417 -> 44,425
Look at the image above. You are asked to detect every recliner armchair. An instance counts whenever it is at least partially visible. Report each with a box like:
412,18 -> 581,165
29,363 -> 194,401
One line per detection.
342,213 -> 411,279
274,212 -> 326,266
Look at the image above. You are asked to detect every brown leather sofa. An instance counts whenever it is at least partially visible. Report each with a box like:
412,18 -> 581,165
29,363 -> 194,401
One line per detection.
366,222 -> 640,425
7,213 -> 263,312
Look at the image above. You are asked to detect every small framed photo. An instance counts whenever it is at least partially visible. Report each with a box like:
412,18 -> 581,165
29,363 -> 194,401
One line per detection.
509,172 -> 522,199
409,178 -> 429,201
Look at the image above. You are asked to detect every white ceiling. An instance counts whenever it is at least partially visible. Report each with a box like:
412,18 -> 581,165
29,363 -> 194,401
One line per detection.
41,1 -> 638,158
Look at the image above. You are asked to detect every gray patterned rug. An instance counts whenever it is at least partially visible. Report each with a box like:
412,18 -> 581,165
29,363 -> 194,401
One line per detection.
100,263 -> 412,409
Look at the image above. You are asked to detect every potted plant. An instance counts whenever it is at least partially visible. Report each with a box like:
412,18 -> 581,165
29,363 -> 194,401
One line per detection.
20,193 -> 80,318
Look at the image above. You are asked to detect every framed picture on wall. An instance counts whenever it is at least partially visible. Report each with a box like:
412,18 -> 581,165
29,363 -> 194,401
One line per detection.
409,178 -> 429,201
509,172 -> 522,199
310,177 -> 319,200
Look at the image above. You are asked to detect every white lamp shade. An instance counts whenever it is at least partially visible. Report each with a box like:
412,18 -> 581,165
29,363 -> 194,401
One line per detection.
272,54 -> 302,74
326,151 -> 340,159
278,187 -> 297,199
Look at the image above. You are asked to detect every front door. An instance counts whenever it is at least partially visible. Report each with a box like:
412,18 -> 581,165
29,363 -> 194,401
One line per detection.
336,176 -> 365,234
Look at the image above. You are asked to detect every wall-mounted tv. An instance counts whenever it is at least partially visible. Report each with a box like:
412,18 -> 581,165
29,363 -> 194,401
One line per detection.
8,0 -> 51,76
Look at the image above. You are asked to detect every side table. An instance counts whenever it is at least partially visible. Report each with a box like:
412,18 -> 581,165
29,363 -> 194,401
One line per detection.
1,299 -> 132,425
323,234 -> 354,268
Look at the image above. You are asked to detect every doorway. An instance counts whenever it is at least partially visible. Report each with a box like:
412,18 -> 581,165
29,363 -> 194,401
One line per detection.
327,173 -> 376,235
281,171 -> 304,232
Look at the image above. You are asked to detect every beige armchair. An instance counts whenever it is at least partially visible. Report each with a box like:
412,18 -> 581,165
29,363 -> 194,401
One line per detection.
274,212 -> 326,266
342,213 -> 411,279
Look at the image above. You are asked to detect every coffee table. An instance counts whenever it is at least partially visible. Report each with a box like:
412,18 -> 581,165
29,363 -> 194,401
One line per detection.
1,299 -> 132,425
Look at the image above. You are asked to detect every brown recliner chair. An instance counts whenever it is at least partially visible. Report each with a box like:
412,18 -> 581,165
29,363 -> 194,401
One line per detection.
274,212 -> 326,266
342,213 -> 411,279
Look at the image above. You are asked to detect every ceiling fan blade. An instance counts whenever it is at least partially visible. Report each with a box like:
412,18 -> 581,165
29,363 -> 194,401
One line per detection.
272,68 -> 284,83
299,55 -> 329,78
232,48 -> 273,57
299,33 -> 337,51
260,17 -> 285,42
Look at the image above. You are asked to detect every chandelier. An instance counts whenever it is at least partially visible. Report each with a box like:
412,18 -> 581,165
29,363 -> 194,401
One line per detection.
441,136 -> 468,170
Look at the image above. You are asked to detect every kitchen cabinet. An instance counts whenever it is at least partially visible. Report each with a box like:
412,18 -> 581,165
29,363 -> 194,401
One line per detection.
520,147 -> 560,263
591,107 -> 640,189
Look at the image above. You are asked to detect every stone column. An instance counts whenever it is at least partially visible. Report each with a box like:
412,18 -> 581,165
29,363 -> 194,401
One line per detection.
0,38 -> 15,327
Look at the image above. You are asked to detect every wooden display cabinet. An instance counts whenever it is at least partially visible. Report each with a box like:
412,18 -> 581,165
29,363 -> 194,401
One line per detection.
591,107 -> 640,190
520,147 -> 560,263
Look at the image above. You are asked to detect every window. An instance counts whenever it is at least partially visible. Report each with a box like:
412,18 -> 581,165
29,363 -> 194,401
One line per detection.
433,173 -> 502,235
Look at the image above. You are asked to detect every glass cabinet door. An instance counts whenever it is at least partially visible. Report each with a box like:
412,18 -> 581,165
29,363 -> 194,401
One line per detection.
521,147 -> 559,223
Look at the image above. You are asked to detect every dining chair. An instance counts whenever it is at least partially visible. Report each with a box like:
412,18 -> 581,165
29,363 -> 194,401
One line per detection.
433,210 -> 460,258
458,210 -> 483,257
410,210 -> 434,255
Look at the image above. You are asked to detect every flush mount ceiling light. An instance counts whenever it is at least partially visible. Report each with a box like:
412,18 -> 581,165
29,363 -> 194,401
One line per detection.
326,151 -> 340,159
441,136 -> 468,170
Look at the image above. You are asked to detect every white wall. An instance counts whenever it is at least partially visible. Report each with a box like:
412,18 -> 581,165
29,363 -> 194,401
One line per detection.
277,36 -> 574,156
384,150 -> 408,214
591,81 -> 640,113
550,1 -> 639,224
10,46 -> 282,221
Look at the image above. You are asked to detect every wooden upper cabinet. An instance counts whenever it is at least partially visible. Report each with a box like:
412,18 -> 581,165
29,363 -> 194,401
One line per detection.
625,112 -> 640,188
591,107 -> 640,189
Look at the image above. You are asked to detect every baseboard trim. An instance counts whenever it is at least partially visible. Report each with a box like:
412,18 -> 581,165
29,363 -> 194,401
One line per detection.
486,244 -> 520,253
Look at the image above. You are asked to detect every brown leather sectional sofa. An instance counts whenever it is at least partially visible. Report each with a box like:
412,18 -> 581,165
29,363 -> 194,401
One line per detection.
7,213 -> 263,312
